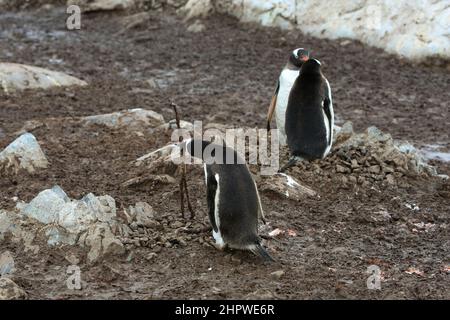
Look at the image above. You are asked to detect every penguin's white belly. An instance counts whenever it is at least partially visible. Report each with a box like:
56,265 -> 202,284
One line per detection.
212,173 -> 226,249
275,69 -> 299,146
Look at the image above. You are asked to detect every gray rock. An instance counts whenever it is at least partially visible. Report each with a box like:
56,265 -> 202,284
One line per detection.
0,251 -> 15,276
0,211 -> 15,241
45,226 -> 78,246
336,164 -> 350,173
368,165 -> 381,174
19,185 -> 117,235
18,186 -> 119,248
0,133 -> 48,174
334,121 -> 354,144
82,223 -> 125,264
386,174 -> 396,185
81,193 -> 116,223
128,202 -> 157,228
0,278 -> 27,300
0,210 -> 39,254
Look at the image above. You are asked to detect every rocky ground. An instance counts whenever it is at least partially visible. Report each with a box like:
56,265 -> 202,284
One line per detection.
0,4 -> 449,299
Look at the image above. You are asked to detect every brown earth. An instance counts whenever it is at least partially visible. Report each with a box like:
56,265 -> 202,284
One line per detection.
0,6 -> 449,299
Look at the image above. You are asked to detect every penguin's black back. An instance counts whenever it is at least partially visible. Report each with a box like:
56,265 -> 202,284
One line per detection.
186,140 -> 260,248
285,61 -> 328,160
208,162 -> 259,246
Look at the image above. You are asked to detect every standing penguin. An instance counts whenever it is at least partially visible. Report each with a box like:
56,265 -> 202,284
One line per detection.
280,58 -> 334,172
183,139 -> 274,262
267,48 -> 310,145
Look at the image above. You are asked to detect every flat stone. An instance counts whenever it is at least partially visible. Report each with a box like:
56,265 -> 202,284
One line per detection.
83,108 -> 165,131
0,63 -> 87,93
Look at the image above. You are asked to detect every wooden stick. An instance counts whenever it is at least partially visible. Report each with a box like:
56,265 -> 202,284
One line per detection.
171,101 -> 195,219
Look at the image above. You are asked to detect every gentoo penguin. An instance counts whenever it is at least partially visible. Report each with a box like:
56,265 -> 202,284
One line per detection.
280,58 -> 334,172
183,139 -> 274,262
267,48 -> 310,145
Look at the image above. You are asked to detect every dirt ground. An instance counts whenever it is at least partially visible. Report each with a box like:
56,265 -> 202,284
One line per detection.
0,6 -> 449,299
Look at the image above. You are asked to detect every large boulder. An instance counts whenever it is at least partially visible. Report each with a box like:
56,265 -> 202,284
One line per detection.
180,0 -> 450,61
0,63 -> 87,93
0,133 -> 48,174
16,185 -> 124,263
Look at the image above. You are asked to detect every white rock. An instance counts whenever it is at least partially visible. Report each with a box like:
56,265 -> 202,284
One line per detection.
0,133 -> 48,174
83,108 -> 165,130
0,251 -> 15,276
258,173 -> 317,201
179,0 -> 213,20
0,278 -> 27,300
156,119 -> 194,131
181,0 -> 450,60
0,63 -> 87,93
20,186 -> 68,225
67,0 -> 135,12
187,20 -> 206,33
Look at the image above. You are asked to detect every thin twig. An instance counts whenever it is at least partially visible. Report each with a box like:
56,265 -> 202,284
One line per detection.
171,101 -> 195,219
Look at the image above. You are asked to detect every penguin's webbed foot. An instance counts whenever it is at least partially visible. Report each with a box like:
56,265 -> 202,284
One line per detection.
278,157 -> 299,173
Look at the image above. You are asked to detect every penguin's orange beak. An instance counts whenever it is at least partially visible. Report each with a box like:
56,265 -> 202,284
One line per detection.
300,55 -> 309,62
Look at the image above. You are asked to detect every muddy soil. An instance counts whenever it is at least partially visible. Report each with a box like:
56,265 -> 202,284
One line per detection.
0,6 -> 449,299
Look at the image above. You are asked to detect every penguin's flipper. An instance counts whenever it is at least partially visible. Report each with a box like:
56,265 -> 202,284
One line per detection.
266,80 -> 280,131
278,156 -> 299,173
323,97 -> 333,143
250,243 -> 275,262
206,168 -> 219,232
322,77 -> 334,144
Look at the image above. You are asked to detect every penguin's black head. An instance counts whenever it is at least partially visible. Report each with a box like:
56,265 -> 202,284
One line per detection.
289,48 -> 310,68
299,58 -> 322,74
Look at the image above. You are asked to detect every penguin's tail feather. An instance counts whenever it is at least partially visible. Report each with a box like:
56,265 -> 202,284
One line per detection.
249,243 -> 275,262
